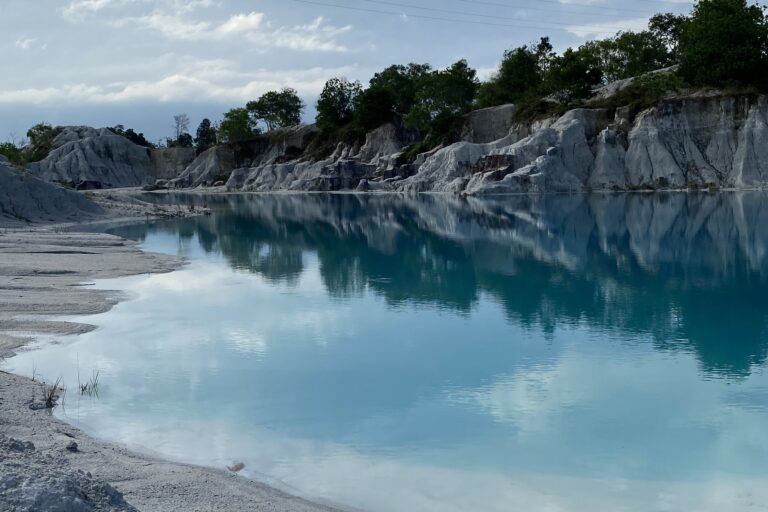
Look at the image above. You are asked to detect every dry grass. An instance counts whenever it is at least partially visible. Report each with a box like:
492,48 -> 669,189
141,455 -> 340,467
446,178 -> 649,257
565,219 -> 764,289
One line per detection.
42,377 -> 64,408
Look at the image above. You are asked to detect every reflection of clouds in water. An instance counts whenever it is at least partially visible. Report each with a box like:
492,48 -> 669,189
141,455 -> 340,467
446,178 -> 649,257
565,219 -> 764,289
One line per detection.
445,339 -> 768,480
55,412 -> 768,512
226,328 -> 267,356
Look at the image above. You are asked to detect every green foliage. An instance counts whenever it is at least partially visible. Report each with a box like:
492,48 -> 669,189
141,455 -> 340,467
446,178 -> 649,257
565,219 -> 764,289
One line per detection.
353,63 -> 432,131
168,133 -> 194,148
247,88 -> 304,132
649,12 -> 687,59
477,38 -> 552,108
405,60 -> 478,133
543,47 -> 604,103
0,142 -> 24,165
218,108 -> 258,144
195,118 -> 217,154
593,71 -> 689,112
25,123 -> 62,162
581,30 -> 674,83
513,96 -> 569,124
678,0 -> 768,87
316,78 -> 362,133
109,125 -> 154,147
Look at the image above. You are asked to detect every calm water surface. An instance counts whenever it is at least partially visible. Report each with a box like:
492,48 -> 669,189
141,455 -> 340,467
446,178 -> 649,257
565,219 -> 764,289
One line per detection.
7,193 -> 768,511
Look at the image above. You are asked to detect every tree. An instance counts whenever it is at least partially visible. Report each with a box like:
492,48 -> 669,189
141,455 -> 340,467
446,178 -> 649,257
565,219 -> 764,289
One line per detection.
581,30 -> 673,83
168,133 -> 194,148
649,12 -> 688,60
246,88 -> 304,131
109,125 -> 154,147
543,47 -> 603,103
315,78 -> 362,133
194,118 -> 217,154
173,114 -> 190,140
354,86 -> 398,132
0,142 -> 23,165
218,108 -> 257,143
405,60 -> 479,133
678,0 -> 768,87
25,123 -> 61,162
477,43 -> 544,108
353,63 -> 432,131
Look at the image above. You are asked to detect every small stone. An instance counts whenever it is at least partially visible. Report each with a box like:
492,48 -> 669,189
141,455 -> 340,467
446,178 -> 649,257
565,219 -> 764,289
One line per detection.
65,441 -> 78,452
227,462 -> 245,473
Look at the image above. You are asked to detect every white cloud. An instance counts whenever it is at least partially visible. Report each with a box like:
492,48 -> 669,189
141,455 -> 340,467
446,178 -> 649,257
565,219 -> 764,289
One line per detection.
567,17 -> 649,38
14,38 -> 38,50
62,0 -> 218,19
0,59 -> 357,105
121,12 -> 351,52
124,11 -> 264,41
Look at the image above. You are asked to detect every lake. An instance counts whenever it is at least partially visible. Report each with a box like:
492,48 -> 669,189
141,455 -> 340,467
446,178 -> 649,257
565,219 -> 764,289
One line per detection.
7,192 -> 768,511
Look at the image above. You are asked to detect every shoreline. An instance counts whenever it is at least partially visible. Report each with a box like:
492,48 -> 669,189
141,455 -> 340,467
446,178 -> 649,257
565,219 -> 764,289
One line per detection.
0,226 -> 343,512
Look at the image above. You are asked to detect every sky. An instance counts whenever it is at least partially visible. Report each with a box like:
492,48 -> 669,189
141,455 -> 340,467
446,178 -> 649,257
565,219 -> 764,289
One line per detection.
0,0 -> 692,142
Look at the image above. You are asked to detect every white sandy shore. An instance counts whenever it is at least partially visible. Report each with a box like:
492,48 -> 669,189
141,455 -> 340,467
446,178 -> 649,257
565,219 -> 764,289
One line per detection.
0,226 -> 342,511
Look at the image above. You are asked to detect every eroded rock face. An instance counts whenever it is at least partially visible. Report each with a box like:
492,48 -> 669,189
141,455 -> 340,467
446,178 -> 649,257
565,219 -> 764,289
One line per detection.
393,95 -> 768,195
460,104 -> 517,143
149,148 -> 196,181
169,146 -> 235,188
38,94 -> 763,194
220,96 -> 768,194
28,127 -> 150,189
0,160 -> 103,226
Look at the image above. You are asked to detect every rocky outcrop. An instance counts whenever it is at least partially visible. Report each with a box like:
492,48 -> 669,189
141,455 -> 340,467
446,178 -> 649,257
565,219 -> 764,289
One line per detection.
0,159 -> 103,226
460,104 -> 516,143
219,94 -> 768,194
30,93 -> 768,194
149,147 -> 196,181
28,127 -> 150,189
169,146 -> 235,188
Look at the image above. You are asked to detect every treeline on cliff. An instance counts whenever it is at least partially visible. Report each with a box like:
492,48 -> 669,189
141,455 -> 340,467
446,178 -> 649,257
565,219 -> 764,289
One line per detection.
3,0 -> 768,167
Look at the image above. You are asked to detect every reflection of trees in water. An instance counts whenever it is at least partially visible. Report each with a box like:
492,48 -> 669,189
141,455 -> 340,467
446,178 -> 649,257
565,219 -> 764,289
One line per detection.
112,192 -> 768,378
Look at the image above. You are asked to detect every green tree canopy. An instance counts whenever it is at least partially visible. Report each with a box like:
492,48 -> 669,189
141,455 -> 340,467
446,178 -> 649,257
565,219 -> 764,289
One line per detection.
353,63 -> 432,131
168,133 -> 194,148
649,12 -> 687,60
405,60 -> 479,133
0,142 -> 24,165
247,88 -> 305,132
581,30 -> 673,83
218,108 -> 258,143
544,47 -> 604,103
678,0 -> 768,87
195,118 -> 217,154
477,40 -> 551,108
109,125 -> 154,148
25,123 -> 61,162
316,78 -> 362,133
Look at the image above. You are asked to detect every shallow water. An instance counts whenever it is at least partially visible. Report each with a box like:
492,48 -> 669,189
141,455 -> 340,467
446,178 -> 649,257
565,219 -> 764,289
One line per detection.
7,192 -> 768,511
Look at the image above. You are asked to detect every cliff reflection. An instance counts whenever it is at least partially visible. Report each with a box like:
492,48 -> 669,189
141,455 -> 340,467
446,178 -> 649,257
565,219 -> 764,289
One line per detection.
113,192 -> 768,378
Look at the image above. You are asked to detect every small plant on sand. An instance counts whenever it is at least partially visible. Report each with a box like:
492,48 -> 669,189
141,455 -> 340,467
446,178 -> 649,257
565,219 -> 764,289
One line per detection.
42,377 -> 64,408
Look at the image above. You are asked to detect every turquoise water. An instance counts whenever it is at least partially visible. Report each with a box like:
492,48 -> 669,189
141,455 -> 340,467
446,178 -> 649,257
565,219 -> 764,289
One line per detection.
7,193 -> 768,511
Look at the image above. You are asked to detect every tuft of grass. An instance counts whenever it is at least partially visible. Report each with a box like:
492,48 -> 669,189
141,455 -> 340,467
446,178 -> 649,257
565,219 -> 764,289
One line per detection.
42,377 -> 64,408
79,370 -> 100,397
